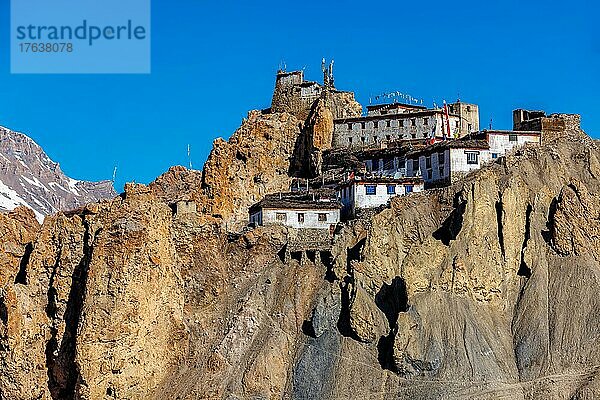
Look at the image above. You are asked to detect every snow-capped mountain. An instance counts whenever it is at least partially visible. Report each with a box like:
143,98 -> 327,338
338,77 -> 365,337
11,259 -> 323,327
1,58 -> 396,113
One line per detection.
0,125 -> 117,221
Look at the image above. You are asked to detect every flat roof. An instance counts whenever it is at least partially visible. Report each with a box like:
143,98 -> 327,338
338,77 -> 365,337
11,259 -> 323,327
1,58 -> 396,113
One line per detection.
339,176 -> 423,187
366,103 -> 427,112
355,139 -> 428,159
407,139 -> 489,158
334,109 -> 455,123
250,192 -> 341,213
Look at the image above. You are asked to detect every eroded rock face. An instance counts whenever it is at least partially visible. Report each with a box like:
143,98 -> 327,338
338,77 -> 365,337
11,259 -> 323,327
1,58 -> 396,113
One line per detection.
0,185 -> 187,400
319,130 -> 600,399
151,111 -> 301,229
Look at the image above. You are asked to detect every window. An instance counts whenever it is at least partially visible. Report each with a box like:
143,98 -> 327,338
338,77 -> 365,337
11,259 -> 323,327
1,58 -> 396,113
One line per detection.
405,185 -> 414,193
492,153 -> 499,159
466,106 -> 471,112
399,120 -> 405,127
365,185 -> 377,195
439,166 -> 444,177
423,117 -> 429,126
373,121 -> 379,128
361,137 -> 366,144
384,158 -> 394,170
297,213 -> 305,223
348,137 -> 353,145
425,156 -> 432,169
438,152 -> 445,164
411,118 -> 416,126
361,122 -> 366,129
466,151 -> 479,165
276,212 -> 287,221
318,213 -> 327,222
386,120 -> 391,128
411,133 -> 416,139
426,169 -> 432,180
373,136 -> 378,143
509,134 -> 518,142
372,159 -> 380,170
387,185 -> 396,195
386,135 -> 391,142
413,159 -> 420,171
347,123 -> 353,130
468,123 -> 472,132
455,121 -> 460,128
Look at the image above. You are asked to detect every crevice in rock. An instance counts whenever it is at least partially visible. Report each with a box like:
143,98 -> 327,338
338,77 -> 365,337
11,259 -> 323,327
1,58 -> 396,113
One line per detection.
235,150 -> 247,162
495,192 -> 505,260
320,251 -> 336,282
45,250 -> 61,320
0,296 -> 7,326
377,332 -> 398,373
375,277 -> 409,326
375,277 -> 408,372
290,251 -> 302,263
518,204 -> 532,278
433,192 -> 467,246
277,243 -> 287,263
336,279 -> 358,340
46,221 -> 100,400
0,293 -> 8,352
301,319 -> 316,338
306,250 -> 316,264
346,237 -> 366,274
15,242 -> 33,285
541,200 -> 555,243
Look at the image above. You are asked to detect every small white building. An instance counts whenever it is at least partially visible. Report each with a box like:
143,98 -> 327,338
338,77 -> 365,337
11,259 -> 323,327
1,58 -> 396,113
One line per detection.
338,176 -> 424,218
486,130 -> 541,159
406,140 -> 491,187
249,193 -> 341,231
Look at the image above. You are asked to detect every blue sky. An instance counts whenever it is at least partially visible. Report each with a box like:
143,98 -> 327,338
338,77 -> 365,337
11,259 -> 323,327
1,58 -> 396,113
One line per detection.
0,0 -> 596,192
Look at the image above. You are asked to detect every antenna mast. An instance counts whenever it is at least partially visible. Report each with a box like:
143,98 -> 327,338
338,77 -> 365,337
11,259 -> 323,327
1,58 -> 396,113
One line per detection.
187,144 -> 193,169
112,166 -> 117,183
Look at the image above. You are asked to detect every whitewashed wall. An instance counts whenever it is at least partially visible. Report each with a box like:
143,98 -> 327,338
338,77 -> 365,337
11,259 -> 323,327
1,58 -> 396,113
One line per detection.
341,181 -> 423,215
256,208 -> 340,229
488,132 -> 540,158
450,148 -> 492,174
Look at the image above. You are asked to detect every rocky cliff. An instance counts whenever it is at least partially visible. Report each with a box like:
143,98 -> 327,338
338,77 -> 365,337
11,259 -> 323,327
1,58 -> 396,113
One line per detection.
0,126 -> 117,221
2,121 -> 600,399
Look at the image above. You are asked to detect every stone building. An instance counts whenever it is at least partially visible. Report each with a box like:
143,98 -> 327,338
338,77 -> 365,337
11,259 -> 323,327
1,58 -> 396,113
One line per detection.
270,64 -> 362,121
338,176 -> 423,218
249,192 -> 341,231
513,109 -> 581,142
332,100 -> 479,149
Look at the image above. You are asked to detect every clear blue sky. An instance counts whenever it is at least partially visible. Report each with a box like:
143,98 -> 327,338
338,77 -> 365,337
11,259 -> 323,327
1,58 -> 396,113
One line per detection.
0,0 -> 596,192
